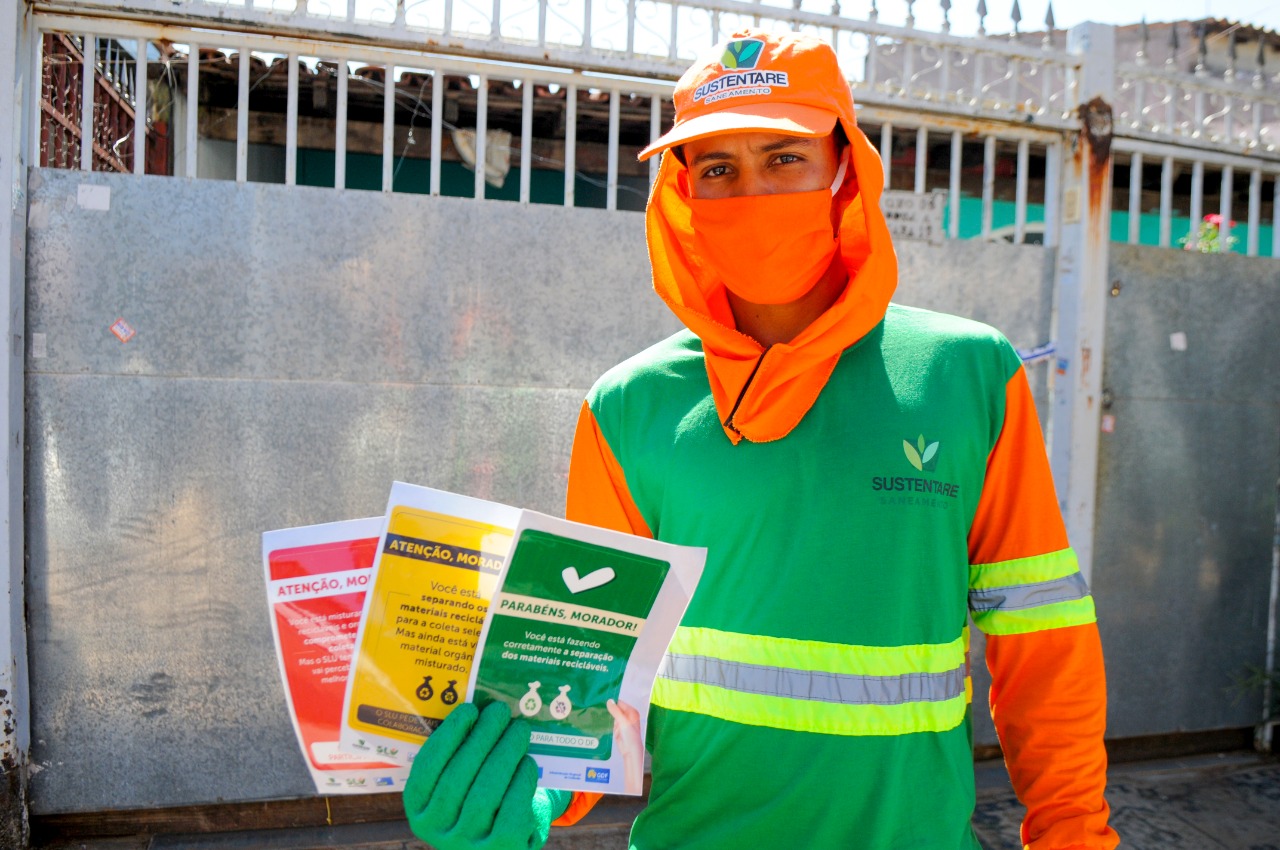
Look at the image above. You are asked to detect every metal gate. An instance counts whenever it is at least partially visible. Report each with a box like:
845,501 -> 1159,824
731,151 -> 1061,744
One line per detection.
3,0 -> 1279,841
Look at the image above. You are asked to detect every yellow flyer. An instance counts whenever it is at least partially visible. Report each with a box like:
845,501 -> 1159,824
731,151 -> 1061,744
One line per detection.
339,482 -> 520,765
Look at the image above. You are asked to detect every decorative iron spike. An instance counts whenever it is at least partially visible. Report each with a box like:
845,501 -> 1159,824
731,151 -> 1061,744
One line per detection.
1044,2 -> 1054,31
940,0 -> 952,32
1196,21 -> 1207,75
1138,17 -> 1148,63
1010,0 -> 1021,35
1226,30 -> 1237,82
830,1 -> 840,15
977,0 -> 988,36
1256,34 -> 1267,88
1168,21 -> 1179,67
870,0 -> 878,22
905,0 -> 916,28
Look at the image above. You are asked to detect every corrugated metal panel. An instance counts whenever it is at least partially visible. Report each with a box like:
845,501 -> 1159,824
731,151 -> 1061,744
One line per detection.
24,170 -> 1057,808
1093,242 -> 1280,738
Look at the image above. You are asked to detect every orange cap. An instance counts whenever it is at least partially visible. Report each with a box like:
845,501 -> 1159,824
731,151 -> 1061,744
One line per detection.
638,28 -> 855,161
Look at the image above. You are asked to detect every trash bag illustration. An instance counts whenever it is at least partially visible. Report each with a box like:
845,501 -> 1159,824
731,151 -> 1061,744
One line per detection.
519,681 -> 543,717
550,685 -> 573,720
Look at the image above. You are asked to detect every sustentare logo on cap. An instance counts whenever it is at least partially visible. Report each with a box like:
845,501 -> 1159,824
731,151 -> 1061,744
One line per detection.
720,38 -> 764,69
693,38 -> 789,104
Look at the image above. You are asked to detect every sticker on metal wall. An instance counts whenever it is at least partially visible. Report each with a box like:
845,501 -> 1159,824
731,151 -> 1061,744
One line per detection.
110,318 -> 135,343
77,184 -> 110,212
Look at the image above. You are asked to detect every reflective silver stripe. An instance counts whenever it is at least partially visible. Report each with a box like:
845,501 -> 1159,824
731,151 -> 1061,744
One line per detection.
968,572 -> 1091,613
658,653 -> 965,706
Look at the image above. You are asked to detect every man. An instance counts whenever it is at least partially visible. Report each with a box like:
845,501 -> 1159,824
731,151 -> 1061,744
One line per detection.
403,29 -> 1118,850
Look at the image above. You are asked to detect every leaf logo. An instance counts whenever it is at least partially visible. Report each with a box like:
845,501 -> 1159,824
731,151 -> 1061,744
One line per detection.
903,434 -> 941,472
720,39 -> 764,69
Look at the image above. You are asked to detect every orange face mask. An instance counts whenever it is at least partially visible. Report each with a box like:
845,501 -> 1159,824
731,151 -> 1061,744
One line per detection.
687,153 -> 847,306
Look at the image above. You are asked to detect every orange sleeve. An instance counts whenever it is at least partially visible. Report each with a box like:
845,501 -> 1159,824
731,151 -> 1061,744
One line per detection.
565,400 -> 654,538
552,401 -> 653,828
987,627 -> 1117,849
972,368 -> 1119,850
969,366 -> 1067,565
551,789 -> 608,828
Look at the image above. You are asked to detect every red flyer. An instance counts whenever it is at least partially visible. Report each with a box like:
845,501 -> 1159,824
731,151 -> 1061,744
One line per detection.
264,517 -> 408,794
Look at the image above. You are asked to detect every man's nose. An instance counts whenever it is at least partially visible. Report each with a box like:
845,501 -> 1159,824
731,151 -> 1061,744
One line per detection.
736,169 -> 773,197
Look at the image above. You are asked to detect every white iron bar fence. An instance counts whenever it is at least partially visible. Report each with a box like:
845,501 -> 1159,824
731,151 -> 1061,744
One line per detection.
34,12 -> 678,210
1116,64 -> 1280,157
28,8 -> 1280,255
37,0 -> 1082,129
1114,19 -> 1280,158
1114,137 -> 1280,257
856,103 -> 1061,244
32,8 -> 1074,234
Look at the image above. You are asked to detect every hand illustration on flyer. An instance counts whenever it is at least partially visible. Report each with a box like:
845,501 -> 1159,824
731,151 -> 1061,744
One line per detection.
467,511 -> 705,795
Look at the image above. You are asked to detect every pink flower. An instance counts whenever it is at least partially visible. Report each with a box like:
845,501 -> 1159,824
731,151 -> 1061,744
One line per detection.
1204,213 -> 1237,227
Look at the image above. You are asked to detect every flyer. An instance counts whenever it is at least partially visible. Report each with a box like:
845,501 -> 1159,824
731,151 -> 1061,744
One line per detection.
467,510 -> 705,795
339,483 -> 520,765
262,517 -> 409,794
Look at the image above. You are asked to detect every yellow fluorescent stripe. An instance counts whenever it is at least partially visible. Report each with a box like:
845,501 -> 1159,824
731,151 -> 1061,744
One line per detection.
969,548 -> 1080,589
652,678 -> 967,737
964,676 -> 973,705
972,596 -> 1097,636
666,626 -> 964,677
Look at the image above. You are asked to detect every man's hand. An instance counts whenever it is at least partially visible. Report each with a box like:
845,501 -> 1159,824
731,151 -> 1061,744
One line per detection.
606,698 -> 644,795
403,701 -> 555,850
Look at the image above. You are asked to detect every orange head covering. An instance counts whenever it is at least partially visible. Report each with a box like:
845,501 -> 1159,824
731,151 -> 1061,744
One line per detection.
640,28 -> 899,444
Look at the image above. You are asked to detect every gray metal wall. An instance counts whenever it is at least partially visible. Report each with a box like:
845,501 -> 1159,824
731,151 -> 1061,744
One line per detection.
1093,243 -> 1280,738
24,168 -> 1053,813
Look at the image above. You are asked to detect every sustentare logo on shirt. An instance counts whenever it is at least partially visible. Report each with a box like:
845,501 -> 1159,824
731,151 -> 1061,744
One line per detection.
693,39 -> 789,104
871,434 -> 960,506
903,434 -> 940,472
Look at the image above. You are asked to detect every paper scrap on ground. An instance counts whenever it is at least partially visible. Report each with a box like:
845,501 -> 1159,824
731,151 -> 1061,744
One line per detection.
262,517 -> 408,794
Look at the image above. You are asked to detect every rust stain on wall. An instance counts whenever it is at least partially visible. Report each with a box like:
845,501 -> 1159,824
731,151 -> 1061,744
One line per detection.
0,683 -> 26,847
1078,97 -> 1114,224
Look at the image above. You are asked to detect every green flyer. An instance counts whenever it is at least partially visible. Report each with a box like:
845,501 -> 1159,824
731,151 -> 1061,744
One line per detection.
467,511 -> 705,795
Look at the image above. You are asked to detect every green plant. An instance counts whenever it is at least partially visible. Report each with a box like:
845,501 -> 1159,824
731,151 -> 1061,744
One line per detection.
1179,213 -> 1239,254
1229,663 -> 1280,718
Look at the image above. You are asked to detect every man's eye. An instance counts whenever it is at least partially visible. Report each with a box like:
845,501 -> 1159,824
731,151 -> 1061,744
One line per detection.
775,154 -> 800,165
703,165 -> 729,178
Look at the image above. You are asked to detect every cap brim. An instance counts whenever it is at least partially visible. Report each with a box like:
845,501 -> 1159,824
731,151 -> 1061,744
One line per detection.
637,102 -> 838,161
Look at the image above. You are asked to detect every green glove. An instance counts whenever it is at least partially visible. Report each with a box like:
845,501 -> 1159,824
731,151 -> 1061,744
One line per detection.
403,701 -> 571,850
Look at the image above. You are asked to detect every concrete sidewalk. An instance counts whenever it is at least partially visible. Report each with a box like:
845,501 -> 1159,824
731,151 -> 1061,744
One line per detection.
33,751 -> 1280,849
974,752 -> 1280,850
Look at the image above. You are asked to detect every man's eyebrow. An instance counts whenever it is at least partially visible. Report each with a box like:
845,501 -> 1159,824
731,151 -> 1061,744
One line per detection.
756,136 -> 819,154
688,136 -> 817,167
688,149 -> 734,167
